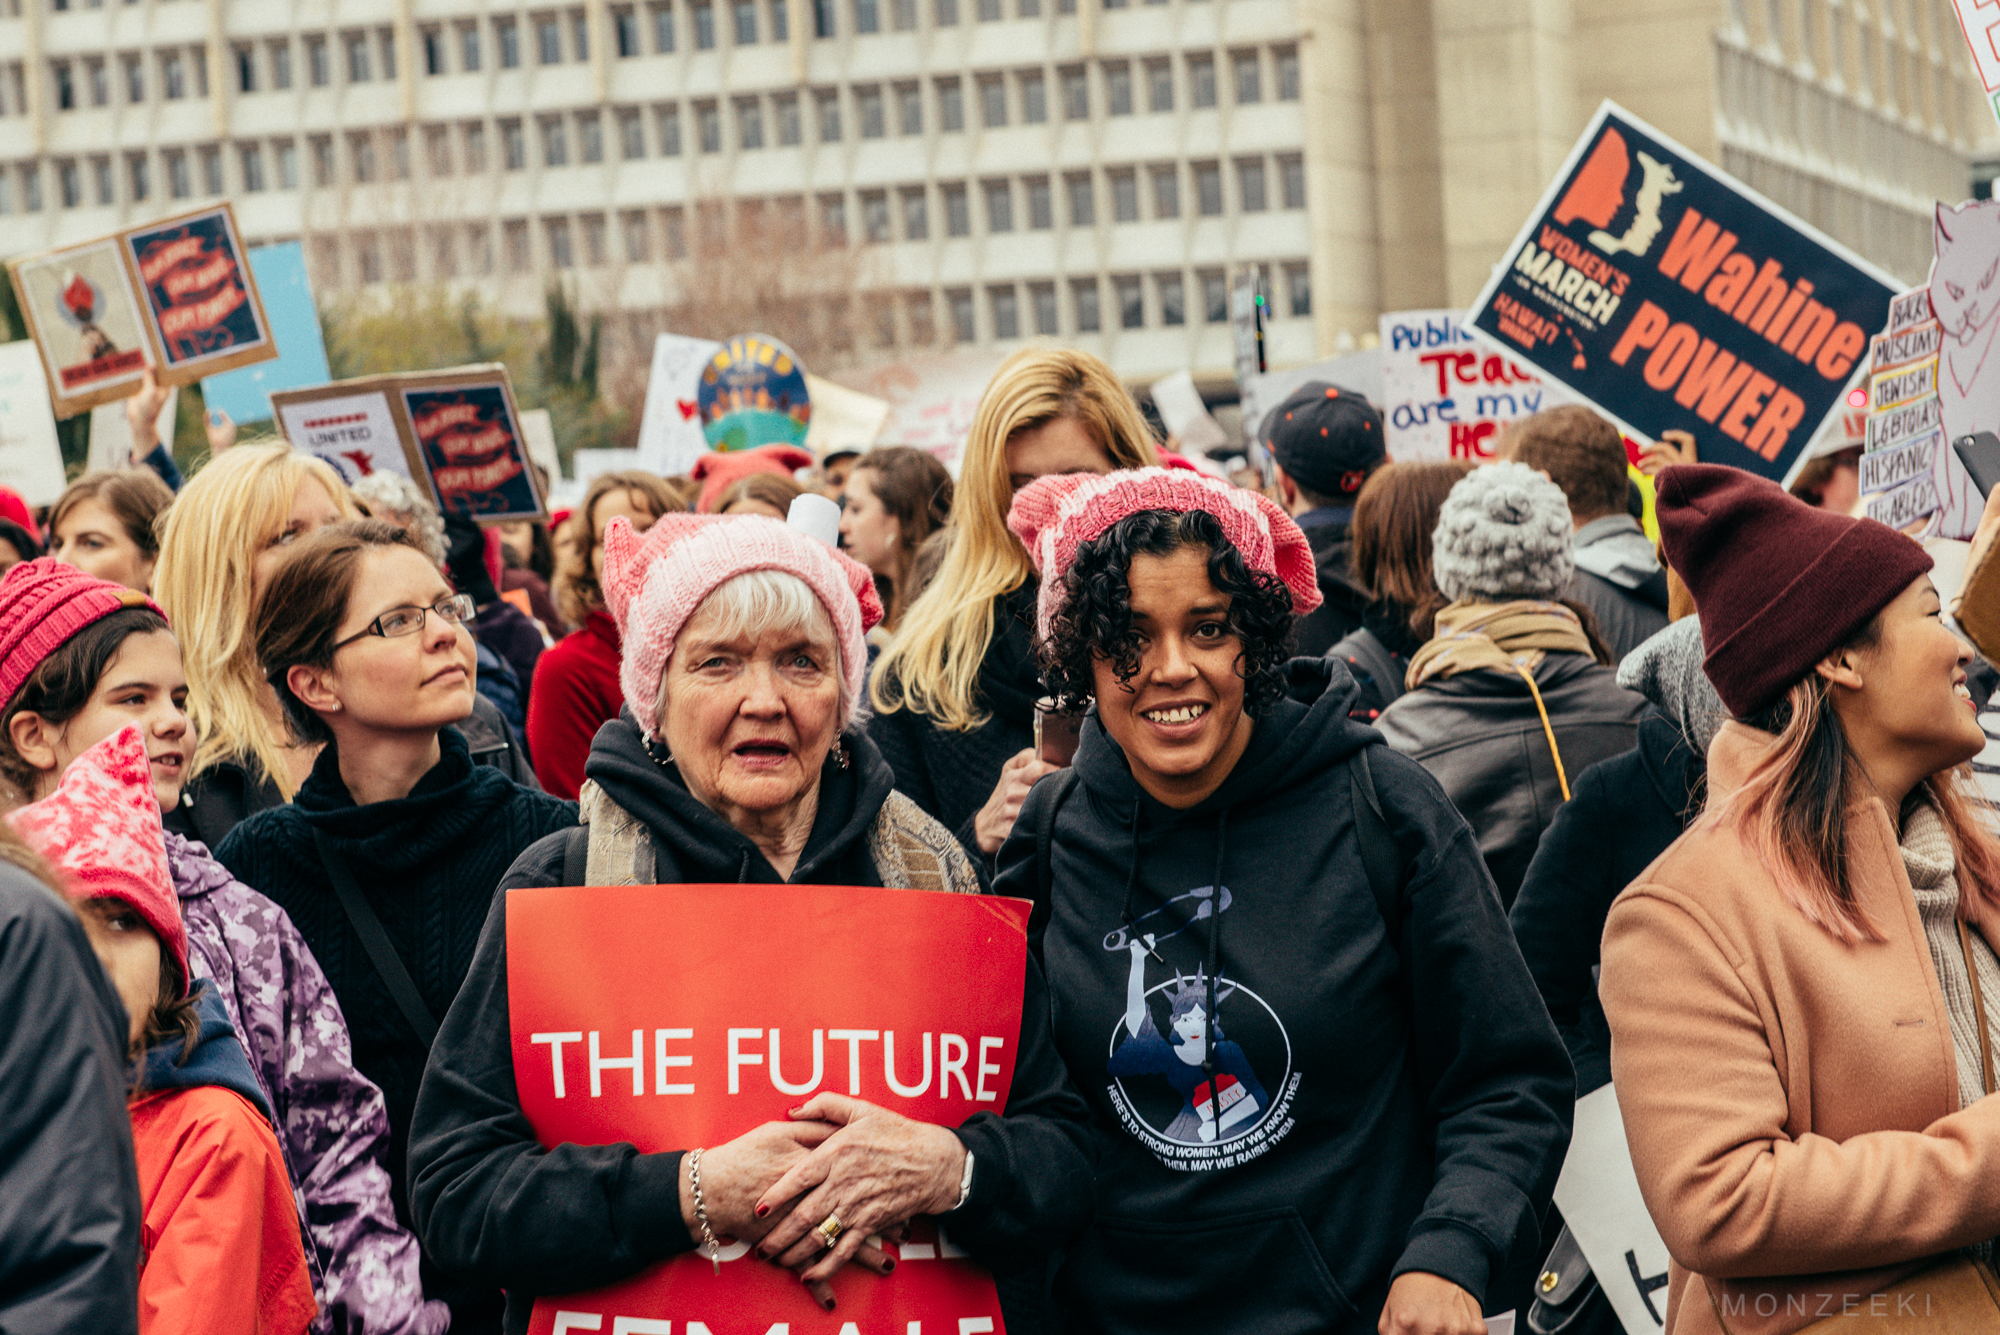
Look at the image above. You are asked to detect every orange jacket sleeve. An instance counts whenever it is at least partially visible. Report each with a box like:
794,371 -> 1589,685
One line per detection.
131,1087 -> 319,1335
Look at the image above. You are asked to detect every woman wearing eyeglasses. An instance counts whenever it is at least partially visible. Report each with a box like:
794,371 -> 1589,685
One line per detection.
217,519 -> 577,1335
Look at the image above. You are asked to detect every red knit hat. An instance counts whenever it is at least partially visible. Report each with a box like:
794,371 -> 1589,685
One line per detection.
689,445 -> 815,514
0,559 -> 165,712
1656,463 -> 1933,718
0,487 -> 34,535
7,725 -> 187,994
1008,467 -> 1322,641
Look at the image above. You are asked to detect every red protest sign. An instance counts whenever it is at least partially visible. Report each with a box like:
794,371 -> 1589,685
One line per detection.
505,883 -> 1030,1335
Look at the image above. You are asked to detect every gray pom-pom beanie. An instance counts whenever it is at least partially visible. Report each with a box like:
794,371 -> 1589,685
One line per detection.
1430,461 -> 1575,603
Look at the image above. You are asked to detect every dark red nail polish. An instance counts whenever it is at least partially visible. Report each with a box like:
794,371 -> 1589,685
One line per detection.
754,1204 -> 769,1218
882,1259 -> 895,1274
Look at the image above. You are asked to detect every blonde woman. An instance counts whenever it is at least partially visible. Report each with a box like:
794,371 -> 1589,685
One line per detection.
153,445 -> 359,845
868,347 -> 1156,858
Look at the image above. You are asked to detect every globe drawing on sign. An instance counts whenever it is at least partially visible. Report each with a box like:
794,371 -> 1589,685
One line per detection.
697,334 -> 811,451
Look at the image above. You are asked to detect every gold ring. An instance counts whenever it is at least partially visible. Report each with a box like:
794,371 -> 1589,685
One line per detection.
814,1213 -> 845,1249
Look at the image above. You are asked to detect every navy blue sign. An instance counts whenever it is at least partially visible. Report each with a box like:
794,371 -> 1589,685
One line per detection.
1468,103 -> 1897,481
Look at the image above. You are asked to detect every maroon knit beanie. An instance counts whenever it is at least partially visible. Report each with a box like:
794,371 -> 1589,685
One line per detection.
1655,464 -> 1933,719
0,559 -> 165,713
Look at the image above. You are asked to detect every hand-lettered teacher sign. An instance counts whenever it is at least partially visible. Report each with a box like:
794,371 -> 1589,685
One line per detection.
401,381 -> 543,522
506,883 -> 1028,1335
1468,101 -> 1897,482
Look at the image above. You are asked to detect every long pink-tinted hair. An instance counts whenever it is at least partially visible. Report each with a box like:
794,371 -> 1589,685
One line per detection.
1704,666 -> 2000,944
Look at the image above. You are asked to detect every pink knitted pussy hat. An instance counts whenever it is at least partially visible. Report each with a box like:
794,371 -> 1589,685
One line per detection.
600,513 -> 884,739
1008,467 -> 1323,641
8,724 -> 187,993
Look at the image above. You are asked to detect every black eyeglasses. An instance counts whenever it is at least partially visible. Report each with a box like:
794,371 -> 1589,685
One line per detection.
332,593 -> 477,651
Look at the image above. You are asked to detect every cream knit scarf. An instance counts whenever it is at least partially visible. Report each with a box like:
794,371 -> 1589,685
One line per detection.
1404,599 -> 1596,692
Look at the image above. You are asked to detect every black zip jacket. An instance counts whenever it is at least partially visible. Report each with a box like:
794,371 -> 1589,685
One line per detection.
998,658 -> 1573,1335
1509,708 -> 1702,1095
408,715 -> 1095,1335
0,865 -> 141,1335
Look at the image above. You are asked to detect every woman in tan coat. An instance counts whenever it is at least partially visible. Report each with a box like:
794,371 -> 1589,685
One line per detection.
1601,464 -> 2000,1335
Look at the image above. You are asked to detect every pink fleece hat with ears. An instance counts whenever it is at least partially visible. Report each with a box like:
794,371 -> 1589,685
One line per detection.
1008,467 -> 1323,641
599,513 -> 884,740
7,724 -> 188,993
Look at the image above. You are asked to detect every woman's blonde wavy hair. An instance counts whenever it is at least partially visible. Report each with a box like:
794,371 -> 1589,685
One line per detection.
153,446 -> 359,798
871,347 -> 1157,732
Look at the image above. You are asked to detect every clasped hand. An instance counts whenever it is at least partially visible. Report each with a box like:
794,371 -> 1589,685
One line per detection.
679,1092 -> 967,1312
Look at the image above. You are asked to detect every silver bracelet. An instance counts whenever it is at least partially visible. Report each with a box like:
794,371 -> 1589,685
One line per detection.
950,1149 -> 975,1212
688,1147 -> 722,1275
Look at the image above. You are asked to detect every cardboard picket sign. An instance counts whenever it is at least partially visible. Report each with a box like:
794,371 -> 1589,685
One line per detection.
273,383 -> 421,489
399,367 -> 545,522
505,883 -> 1030,1335
8,238 -> 153,418
6,202 -> 275,419
273,365 -> 548,523
1467,102 -> 1898,483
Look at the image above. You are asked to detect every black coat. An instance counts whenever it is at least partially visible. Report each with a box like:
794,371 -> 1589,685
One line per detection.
408,715 -> 1097,1335
866,584 -> 1043,860
0,865 -> 141,1335
215,727 -> 577,1333
1509,708 -> 1702,1095
1375,652 -> 1647,906
1001,658 -> 1573,1333
1293,511 -> 1371,658
167,693 -> 539,847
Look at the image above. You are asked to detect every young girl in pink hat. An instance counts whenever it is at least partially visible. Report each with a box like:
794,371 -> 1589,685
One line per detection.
0,556 -> 445,1335
10,725 -> 315,1335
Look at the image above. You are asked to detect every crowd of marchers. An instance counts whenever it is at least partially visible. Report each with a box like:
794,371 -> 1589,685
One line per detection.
2,344 -> 1997,1335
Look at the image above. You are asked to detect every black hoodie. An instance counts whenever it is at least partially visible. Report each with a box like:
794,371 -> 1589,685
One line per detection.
996,658 -> 1573,1334
408,714 -> 1096,1335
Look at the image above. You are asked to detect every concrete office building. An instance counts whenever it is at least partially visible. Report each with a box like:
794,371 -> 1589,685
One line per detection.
0,0 -> 1991,384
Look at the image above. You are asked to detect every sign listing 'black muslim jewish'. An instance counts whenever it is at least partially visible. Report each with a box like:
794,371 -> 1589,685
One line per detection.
1468,101 -> 1898,482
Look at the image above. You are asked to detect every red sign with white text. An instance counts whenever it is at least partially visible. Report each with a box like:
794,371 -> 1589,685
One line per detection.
506,883 -> 1030,1335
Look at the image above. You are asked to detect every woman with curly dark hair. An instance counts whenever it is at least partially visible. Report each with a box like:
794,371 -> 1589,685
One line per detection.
995,468 -> 1573,1335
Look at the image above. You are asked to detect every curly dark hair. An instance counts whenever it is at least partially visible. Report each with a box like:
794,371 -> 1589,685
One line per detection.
1038,509 -> 1297,715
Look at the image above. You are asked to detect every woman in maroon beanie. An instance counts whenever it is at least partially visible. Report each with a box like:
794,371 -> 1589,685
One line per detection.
1600,464 -> 2000,1335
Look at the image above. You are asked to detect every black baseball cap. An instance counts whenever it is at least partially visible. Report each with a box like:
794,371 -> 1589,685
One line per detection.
1261,381 -> 1386,499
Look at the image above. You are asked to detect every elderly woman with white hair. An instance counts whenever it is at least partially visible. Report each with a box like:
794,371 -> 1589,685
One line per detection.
406,511 -> 1095,1334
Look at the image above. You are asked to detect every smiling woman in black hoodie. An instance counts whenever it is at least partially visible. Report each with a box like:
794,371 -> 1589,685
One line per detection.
998,468 -> 1573,1335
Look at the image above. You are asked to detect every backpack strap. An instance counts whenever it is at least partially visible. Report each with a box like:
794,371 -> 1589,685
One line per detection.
561,824 -> 589,888
1348,746 -> 1403,953
313,828 -> 440,1049
1031,767 -> 1081,934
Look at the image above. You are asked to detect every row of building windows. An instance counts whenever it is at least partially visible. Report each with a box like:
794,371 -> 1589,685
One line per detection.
39,0 -> 1255,35
0,128 -> 1305,231
33,32 -> 1295,127
303,216 -> 1311,340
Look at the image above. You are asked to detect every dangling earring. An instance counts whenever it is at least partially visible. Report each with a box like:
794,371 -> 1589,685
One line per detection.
647,737 -> 676,771
834,739 -> 851,770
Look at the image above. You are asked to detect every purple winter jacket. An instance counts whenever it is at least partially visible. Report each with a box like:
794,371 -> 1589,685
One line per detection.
169,830 -> 450,1335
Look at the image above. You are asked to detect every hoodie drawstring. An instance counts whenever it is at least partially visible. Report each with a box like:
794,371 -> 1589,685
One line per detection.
1203,808 -> 1228,1122
1116,801 -> 1146,931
